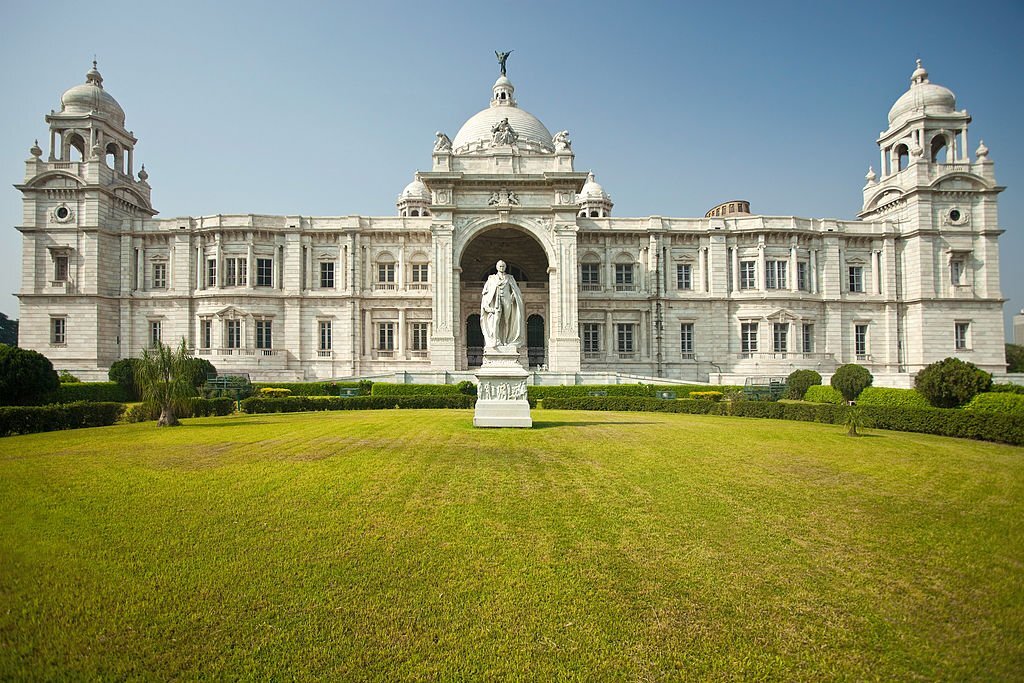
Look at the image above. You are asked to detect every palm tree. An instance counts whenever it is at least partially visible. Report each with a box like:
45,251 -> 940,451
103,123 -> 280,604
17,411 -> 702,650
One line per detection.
133,339 -> 197,426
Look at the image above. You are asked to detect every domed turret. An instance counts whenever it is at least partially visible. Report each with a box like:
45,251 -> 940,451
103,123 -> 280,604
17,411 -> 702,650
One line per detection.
887,59 -> 956,126
396,173 -> 432,217
577,172 -> 613,218
60,61 -> 126,128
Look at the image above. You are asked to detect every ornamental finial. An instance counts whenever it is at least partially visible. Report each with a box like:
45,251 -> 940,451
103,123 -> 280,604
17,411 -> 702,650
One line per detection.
495,50 -> 512,77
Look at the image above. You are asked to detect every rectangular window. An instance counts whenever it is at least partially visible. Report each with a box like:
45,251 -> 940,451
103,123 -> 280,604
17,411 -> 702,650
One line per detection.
412,264 -> 429,283
581,263 -> 600,288
741,322 -> 758,354
797,261 -> 809,292
773,322 -> 788,353
224,257 -> 247,287
765,260 -> 787,289
54,255 -> 69,282
378,322 -> 395,351
152,262 -> 167,289
582,323 -> 601,354
802,323 -> 814,354
319,321 -> 332,351
256,258 -> 273,287
149,320 -> 161,347
848,266 -> 864,293
201,320 -> 212,349
411,323 -> 428,351
855,324 -> 868,359
378,263 -> 395,283
680,323 -> 694,357
740,261 -> 756,289
950,258 -> 965,286
256,320 -> 272,350
51,317 -> 66,345
614,263 -> 634,291
206,258 -> 217,287
320,261 -> 335,289
225,320 -> 241,349
955,322 -> 970,351
676,264 -> 692,290
616,323 -> 635,354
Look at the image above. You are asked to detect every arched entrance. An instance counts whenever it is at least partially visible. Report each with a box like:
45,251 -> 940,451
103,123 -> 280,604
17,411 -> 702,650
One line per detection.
458,225 -> 549,370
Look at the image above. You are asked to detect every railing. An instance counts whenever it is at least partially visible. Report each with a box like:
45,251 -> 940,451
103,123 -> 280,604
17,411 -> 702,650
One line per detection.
580,284 -> 602,292
375,350 -> 395,359
317,350 -> 332,358
374,282 -> 397,291
929,162 -> 973,178
680,352 -> 696,360
408,283 -> 430,291
614,284 -> 636,292
410,350 -> 429,359
736,352 -> 836,361
583,351 -> 603,360
855,353 -> 873,362
199,347 -> 282,357
618,352 -> 636,360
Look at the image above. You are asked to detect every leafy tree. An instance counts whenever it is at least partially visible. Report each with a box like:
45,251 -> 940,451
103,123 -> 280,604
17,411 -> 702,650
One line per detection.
187,357 -> 217,389
1006,344 -> 1024,373
784,369 -> 822,400
830,364 -> 873,403
133,339 -> 198,426
0,344 -> 59,405
915,357 -> 992,408
108,358 -> 141,400
0,313 -> 18,346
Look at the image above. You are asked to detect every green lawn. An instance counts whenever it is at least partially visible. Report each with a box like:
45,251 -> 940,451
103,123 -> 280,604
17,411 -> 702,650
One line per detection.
1,410 -> 1022,680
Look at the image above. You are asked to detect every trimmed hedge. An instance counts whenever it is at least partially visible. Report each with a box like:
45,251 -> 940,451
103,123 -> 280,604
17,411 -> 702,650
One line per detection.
804,385 -> 845,405
240,395 -> 475,414
855,387 -> 930,410
370,383 -> 461,397
990,383 -> 1024,395
527,384 -> 741,400
55,382 -> 133,404
690,391 -> 723,401
0,401 -> 125,437
251,381 -> 371,396
124,397 -> 235,423
964,392 -> 1024,416
541,396 -> 1024,445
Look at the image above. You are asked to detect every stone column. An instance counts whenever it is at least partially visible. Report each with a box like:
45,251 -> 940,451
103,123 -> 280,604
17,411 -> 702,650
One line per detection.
246,241 -> 254,290
757,237 -> 766,291
397,308 -> 406,357
605,310 -> 614,360
429,224 -> 456,370
731,245 -> 739,292
810,249 -> 818,294
789,244 -> 798,292
548,224 -> 581,372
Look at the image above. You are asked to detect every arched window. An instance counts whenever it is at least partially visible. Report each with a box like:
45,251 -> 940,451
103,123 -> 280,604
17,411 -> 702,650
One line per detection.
410,209 -> 419,217
65,133 -> 85,162
105,142 -> 119,170
895,144 -> 909,171
931,134 -> 948,163
590,210 -> 599,218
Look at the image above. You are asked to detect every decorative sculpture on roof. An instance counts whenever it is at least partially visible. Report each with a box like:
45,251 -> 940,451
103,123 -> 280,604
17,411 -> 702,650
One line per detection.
495,50 -> 513,77
553,130 -> 571,151
491,118 -> 518,146
433,131 -> 452,152
480,260 -> 524,349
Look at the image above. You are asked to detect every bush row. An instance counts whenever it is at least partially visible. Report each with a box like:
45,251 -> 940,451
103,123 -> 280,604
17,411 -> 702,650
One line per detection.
123,397 -> 236,423
0,402 -> 125,437
541,396 -> 1024,445
240,395 -> 476,414
965,392 -> 1024,416
526,384 -> 741,400
55,382 -> 133,404
804,385 -> 845,404
370,382 -> 461,397
855,387 -> 931,409
251,381 -> 371,396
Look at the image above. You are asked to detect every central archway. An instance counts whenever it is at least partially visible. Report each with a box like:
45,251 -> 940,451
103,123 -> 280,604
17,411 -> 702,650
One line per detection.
458,225 -> 549,369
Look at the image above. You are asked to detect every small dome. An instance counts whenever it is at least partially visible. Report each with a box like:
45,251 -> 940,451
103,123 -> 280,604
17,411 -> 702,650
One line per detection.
578,172 -> 611,202
398,174 -> 431,203
887,59 -> 956,126
60,61 -> 126,127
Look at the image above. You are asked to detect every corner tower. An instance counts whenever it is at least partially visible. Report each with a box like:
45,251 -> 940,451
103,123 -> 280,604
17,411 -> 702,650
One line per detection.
16,62 -> 157,378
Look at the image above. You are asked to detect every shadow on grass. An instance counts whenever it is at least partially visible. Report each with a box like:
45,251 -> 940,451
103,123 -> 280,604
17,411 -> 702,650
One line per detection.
531,420 -> 660,429
182,419 -> 272,428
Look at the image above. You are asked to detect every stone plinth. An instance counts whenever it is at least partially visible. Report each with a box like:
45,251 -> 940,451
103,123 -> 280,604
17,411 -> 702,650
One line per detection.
473,347 -> 532,428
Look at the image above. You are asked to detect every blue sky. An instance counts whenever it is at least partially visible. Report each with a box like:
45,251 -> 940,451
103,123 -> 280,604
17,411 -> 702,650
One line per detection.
2,0 -> 1021,337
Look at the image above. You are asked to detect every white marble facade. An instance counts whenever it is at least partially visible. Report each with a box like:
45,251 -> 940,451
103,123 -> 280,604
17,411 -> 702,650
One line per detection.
16,60 -> 1007,385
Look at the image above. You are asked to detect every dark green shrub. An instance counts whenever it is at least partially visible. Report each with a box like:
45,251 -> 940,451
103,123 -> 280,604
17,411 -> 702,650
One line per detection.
456,380 -> 478,396
914,357 -> 992,408
784,370 -> 822,400
0,401 -> 125,437
240,395 -> 475,413
1006,344 -> 1024,373
190,397 -> 235,417
58,370 -> 81,383
0,345 -> 60,406
804,385 -> 845,405
108,358 -> 141,400
251,381 -> 369,396
56,382 -> 133,403
370,383 -> 461,397
855,387 -> 930,410
830,364 -> 873,402
964,392 -> 1024,416
188,358 -> 217,388
988,383 -> 1024,395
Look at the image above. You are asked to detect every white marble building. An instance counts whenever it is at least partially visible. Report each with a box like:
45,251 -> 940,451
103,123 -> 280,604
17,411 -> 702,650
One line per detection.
15,60 -> 1007,385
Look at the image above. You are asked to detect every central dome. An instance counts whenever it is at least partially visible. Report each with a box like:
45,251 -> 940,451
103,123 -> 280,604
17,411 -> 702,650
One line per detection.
451,76 -> 554,153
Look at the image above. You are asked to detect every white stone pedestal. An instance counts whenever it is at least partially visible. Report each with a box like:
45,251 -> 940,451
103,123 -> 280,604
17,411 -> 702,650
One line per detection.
473,347 -> 532,428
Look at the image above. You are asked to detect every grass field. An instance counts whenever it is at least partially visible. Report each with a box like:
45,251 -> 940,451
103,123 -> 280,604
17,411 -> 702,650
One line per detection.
1,410 -> 1022,680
